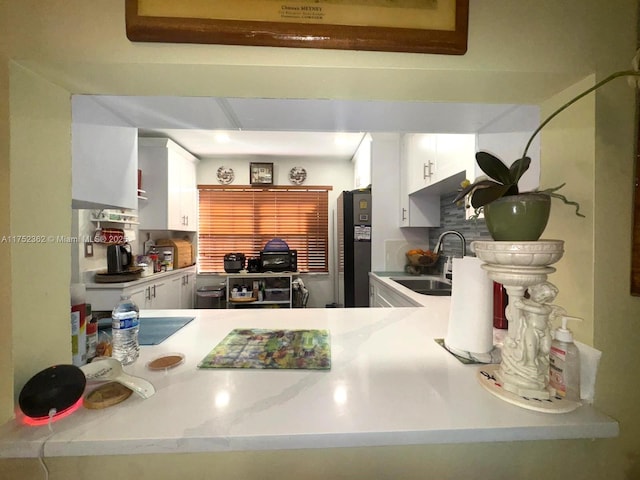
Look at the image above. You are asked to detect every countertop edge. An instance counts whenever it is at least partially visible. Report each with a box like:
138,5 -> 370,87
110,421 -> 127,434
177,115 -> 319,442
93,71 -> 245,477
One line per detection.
3,410 -> 619,458
0,308 -> 620,459
85,265 -> 197,289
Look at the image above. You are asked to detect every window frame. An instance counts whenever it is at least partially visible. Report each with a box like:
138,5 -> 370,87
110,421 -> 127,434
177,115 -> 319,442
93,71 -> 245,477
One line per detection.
197,184 -> 332,274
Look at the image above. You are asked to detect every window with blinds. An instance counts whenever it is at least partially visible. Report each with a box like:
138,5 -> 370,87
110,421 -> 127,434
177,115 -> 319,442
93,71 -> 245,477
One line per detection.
198,185 -> 331,273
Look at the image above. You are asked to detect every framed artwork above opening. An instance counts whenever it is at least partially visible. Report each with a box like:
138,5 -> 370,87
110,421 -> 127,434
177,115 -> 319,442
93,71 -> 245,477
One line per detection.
250,162 -> 274,186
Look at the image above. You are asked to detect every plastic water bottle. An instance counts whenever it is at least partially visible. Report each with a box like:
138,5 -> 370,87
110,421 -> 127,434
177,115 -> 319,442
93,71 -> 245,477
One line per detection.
111,295 -> 140,365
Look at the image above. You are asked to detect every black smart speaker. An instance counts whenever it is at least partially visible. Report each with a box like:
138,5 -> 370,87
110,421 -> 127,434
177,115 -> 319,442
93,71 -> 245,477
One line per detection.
19,364 -> 86,419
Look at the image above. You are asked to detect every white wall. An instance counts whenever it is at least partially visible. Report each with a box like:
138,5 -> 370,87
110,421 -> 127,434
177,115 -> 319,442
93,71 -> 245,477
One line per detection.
196,155 -> 355,308
352,133 -> 372,188
3,1 -> 639,476
370,133 -> 432,272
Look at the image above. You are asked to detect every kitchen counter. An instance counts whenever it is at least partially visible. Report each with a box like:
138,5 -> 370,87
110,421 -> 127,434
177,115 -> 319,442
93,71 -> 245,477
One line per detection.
0,305 -> 618,458
84,265 -> 196,289
370,271 -> 443,307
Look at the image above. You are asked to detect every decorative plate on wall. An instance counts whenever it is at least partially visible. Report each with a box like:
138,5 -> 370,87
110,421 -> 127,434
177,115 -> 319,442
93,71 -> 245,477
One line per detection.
288,167 -> 307,185
216,166 -> 234,184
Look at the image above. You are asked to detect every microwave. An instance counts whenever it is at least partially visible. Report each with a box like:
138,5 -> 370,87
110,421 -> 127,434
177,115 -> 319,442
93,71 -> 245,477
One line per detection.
260,250 -> 297,272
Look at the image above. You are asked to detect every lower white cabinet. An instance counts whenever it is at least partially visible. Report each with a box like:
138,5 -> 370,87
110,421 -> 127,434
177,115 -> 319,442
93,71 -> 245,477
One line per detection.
170,270 -> 196,309
369,275 -> 421,308
86,266 -> 196,312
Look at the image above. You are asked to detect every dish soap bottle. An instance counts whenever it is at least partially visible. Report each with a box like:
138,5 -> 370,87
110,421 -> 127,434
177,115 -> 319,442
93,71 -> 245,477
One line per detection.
549,315 -> 581,402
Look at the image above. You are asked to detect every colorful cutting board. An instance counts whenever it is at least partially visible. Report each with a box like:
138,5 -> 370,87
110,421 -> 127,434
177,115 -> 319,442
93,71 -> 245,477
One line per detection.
198,328 -> 331,370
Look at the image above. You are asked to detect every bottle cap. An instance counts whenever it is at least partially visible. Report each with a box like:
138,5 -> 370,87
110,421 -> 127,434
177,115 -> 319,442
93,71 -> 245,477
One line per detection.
555,315 -> 582,343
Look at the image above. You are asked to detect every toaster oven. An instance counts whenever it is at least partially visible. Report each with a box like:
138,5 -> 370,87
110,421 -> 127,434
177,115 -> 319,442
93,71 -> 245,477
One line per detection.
260,250 -> 297,272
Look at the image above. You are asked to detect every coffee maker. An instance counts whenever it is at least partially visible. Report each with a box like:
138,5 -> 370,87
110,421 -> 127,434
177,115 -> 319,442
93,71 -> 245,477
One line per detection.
107,244 -> 132,274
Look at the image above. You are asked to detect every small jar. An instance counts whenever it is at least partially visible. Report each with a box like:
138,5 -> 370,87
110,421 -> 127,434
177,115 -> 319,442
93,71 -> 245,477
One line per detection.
163,251 -> 173,271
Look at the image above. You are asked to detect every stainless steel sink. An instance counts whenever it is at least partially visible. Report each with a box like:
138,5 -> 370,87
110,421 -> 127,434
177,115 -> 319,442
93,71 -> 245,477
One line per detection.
391,277 -> 452,296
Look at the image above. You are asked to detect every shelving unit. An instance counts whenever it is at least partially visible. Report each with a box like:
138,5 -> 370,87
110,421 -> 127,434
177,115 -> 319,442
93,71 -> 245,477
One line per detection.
90,209 -> 139,227
225,272 -> 297,309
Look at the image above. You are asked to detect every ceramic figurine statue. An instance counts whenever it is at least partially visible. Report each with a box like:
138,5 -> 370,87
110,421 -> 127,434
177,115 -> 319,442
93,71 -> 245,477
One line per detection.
499,282 -> 558,394
472,240 -> 582,413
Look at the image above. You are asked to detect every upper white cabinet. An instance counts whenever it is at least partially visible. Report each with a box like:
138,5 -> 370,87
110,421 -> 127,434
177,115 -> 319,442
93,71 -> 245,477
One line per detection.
398,133 -> 476,227
72,123 -> 138,210
138,138 -> 199,232
402,133 -> 476,196
71,96 -> 139,210
399,139 -> 440,228
404,134 -> 436,192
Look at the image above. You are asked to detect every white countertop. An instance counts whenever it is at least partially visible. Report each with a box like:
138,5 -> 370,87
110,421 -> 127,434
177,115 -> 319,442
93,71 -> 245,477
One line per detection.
0,304 -> 618,458
85,265 -> 196,289
370,271 -> 442,307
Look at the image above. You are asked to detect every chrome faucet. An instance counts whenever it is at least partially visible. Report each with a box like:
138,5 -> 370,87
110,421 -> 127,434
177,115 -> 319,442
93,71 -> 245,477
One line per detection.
433,230 -> 466,280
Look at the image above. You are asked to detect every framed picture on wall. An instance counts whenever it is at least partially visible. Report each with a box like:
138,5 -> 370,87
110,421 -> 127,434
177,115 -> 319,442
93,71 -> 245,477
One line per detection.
125,0 -> 469,55
250,162 -> 274,185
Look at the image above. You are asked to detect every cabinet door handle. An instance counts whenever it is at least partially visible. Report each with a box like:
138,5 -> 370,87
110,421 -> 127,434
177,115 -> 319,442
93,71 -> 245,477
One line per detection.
152,285 -> 157,298
402,208 -> 407,221
424,161 -> 434,178
145,286 -> 151,300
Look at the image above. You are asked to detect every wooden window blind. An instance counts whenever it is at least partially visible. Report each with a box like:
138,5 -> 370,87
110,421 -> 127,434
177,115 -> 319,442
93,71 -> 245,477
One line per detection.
198,185 -> 331,273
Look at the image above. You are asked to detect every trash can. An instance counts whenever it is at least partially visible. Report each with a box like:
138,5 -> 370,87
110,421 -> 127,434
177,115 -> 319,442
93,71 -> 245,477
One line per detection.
196,284 -> 226,309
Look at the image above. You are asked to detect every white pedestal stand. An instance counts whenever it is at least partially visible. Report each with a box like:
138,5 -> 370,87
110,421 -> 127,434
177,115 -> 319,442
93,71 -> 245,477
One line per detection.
472,240 -> 581,413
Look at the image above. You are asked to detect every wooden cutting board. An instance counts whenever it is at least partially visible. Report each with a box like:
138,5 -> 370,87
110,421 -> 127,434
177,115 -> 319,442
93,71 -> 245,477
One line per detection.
83,382 -> 133,409
94,267 -> 143,283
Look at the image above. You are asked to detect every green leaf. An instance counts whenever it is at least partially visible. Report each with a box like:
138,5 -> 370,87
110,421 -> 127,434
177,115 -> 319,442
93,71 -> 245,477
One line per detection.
476,152 -> 511,185
470,184 -> 512,208
509,156 -> 531,183
452,179 -> 501,204
506,184 -> 520,196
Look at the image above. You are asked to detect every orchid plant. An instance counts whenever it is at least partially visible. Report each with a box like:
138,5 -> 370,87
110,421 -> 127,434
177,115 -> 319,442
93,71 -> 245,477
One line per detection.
454,48 -> 640,217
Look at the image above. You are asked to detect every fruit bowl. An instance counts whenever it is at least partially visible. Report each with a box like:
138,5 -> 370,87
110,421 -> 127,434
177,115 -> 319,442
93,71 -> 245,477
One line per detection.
406,249 -> 439,267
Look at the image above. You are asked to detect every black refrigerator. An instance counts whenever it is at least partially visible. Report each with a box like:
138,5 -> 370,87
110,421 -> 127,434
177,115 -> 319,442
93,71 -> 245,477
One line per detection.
337,189 -> 372,307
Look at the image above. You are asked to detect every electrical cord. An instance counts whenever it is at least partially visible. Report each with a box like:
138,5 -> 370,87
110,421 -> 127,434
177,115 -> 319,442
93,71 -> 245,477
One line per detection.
38,408 -> 57,480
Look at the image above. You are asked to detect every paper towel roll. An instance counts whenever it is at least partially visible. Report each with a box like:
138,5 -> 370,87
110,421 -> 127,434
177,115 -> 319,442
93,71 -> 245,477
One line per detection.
445,256 -> 494,356
123,228 -> 136,242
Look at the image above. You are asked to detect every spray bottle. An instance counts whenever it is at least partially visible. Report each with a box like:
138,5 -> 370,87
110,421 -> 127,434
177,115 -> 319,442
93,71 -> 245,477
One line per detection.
549,315 -> 581,402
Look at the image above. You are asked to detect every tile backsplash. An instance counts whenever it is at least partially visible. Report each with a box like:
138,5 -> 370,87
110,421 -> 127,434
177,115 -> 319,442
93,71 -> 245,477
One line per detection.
428,192 -> 491,257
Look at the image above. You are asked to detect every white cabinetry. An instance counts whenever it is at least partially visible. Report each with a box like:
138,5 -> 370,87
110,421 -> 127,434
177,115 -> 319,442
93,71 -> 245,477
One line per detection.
399,162 -> 440,228
399,135 -> 439,227
86,277 -> 169,311
369,275 -> 421,307
138,138 -> 199,232
86,267 -> 197,311
404,134 -> 437,192
398,133 -> 477,227
170,270 -> 196,309
402,133 -> 476,195
72,123 -> 138,210
140,279 -> 172,309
